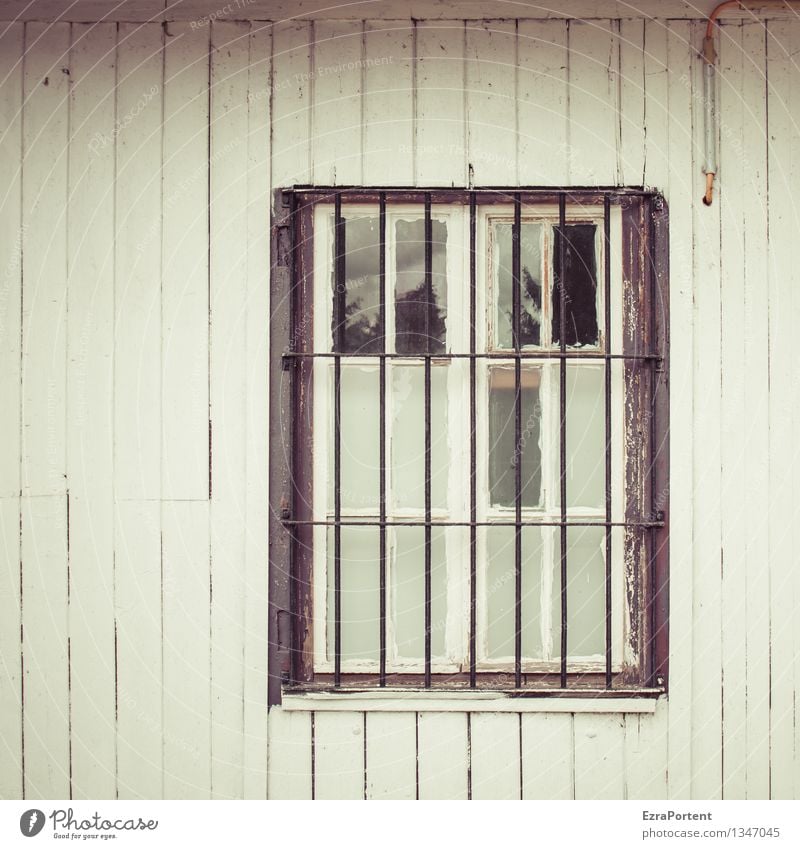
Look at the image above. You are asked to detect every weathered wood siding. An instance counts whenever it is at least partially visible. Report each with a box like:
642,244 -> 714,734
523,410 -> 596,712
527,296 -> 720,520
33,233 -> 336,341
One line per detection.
0,15 -> 797,799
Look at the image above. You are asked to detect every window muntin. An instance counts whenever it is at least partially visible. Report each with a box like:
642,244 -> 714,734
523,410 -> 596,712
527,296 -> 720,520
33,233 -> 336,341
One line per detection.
270,188 -> 669,700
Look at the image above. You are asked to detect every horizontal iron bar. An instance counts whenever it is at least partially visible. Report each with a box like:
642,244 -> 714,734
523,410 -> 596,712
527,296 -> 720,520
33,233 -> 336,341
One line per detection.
282,351 -> 662,363
287,185 -> 657,197
282,518 -> 664,529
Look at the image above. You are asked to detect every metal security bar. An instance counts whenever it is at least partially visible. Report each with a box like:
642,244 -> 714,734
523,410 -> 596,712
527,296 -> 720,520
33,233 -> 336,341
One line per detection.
268,186 -> 669,704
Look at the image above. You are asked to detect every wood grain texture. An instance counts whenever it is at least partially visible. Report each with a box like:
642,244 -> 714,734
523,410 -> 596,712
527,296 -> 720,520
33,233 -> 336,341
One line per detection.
115,500 -> 163,799
574,713 -> 624,799
161,21 -> 210,501
417,711 -> 468,799
365,711 -> 417,799
0,498 -> 22,799
242,19 -> 271,801
470,713 -> 520,800
313,711 -> 365,799
21,21 -> 69,498
765,17 -> 800,802
267,708 -> 312,800
67,21 -> 117,800
114,22 -> 163,502
363,21 -> 414,185
521,713 -> 573,799
208,19 -> 250,801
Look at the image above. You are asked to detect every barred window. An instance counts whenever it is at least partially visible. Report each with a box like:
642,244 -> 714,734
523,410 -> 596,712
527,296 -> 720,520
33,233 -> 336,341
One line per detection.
269,189 -> 669,704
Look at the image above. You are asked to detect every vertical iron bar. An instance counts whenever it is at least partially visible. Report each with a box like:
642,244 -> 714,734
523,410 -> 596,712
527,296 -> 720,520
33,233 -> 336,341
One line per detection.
334,193 -> 344,686
604,195 -> 613,690
424,194 -> 432,688
513,194 -> 522,689
469,192 -> 477,688
287,191 -> 298,684
558,193 -> 568,689
379,193 -> 387,687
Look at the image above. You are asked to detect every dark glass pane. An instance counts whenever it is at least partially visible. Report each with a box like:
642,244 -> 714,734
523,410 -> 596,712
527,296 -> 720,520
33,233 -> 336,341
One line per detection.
488,367 -> 542,508
394,218 -> 447,354
551,224 -> 599,348
493,221 -> 542,348
331,215 -> 383,353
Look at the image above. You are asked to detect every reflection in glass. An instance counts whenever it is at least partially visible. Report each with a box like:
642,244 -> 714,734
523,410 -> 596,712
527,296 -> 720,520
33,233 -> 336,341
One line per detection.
394,218 -> 447,354
564,366 -> 605,509
552,224 -> 599,348
331,215 -> 383,353
493,221 -> 542,348
488,367 -> 542,508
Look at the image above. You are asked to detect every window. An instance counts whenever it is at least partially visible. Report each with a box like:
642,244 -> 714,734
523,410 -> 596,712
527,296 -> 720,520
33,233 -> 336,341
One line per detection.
268,189 -> 668,704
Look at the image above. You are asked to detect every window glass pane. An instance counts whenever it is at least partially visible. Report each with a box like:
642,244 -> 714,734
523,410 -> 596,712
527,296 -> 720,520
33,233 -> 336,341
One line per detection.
326,527 -> 380,662
329,365 -> 380,511
492,221 -> 542,349
331,214 -> 383,353
551,223 -> 599,348
485,526 -> 544,660
488,366 -> 542,509
551,527 -> 605,658
394,217 -> 447,354
391,526 -> 447,660
564,365 -> 605,510
391,365 -> 448,510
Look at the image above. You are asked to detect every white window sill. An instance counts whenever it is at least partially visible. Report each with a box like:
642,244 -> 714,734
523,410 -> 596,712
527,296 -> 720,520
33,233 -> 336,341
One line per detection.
280,688 -> 663,714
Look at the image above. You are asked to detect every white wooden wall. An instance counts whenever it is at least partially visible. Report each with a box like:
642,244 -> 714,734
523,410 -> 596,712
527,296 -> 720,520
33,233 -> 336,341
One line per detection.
0,15 -> 798,800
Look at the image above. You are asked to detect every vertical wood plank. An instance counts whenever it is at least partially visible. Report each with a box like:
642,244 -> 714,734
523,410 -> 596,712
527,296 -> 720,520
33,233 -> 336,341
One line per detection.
267,708 -> 312,800
765,17 -> 800,802
365,712 -> 417,799
0,22 -> 24,800
470,713 -> 520,800
642,18 -> 669,190
521,713 -> 573,800
689,16 -> 723,801
0,498 -> 22,799
314,711 -> 365,799
417,712 -> 468,800
718,21 -> 748,801
415,20 -> 466,186
618,18 -> 645,185
363,21 -> 413,185
115,500 -> 162,799
114,22 -> 163,501
162,500 -> 210,799
270,21 -> 312,188
67,21 -> 117,800
740,20 -> 770,800
465,20 -> 517,185
243,19 -> 271,801
664,18 -> 695,801
208,19 -> 250,801
624,699 -> 669,799
567,19 -> 619,185
0,22 -> 23,499
574,713 -> 624,799
21,21 -> 69,497
517,19 -> 568,186
311,20 -> 363,185
161,21 -> 210,500
21,495 -> 69,798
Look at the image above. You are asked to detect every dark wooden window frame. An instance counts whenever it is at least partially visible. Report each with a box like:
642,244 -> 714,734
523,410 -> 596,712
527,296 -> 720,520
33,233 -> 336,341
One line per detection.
268,187 -> 669,707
